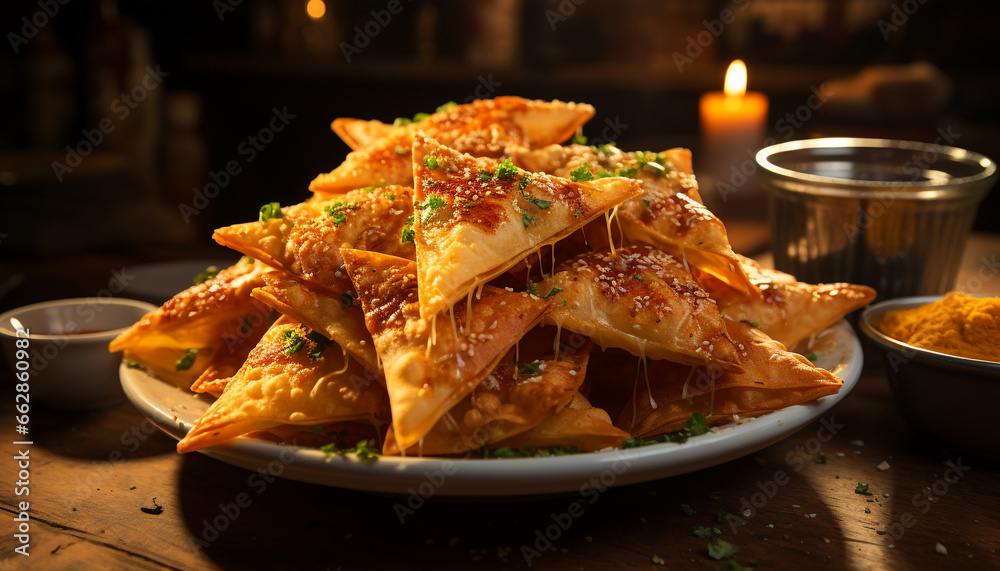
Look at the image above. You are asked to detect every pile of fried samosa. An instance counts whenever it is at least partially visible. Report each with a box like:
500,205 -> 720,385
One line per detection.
110,97 -> 875,457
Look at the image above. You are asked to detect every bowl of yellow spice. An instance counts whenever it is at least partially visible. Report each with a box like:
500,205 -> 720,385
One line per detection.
860,292 -> 1000,458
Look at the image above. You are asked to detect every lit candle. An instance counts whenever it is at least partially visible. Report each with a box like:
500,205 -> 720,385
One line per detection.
699,60 -> 768,182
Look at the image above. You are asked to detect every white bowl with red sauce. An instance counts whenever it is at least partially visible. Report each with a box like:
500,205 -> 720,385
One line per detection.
0,298 -> 157,410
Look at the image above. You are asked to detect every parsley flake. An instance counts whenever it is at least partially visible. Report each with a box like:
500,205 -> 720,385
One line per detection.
193,266 -> 220,285
692,526 -> 720,539
340,290 -> 357,307
651,554 -> 665,566
679,504 -> 696,516
495,159 -> 518,180
423,155 -> 439,170
125,360 -> 145,370
478,169 -> 493,182
522,211 -> 534,228
417,195 -> 447,225
804,351 -> 818,362
855,482 -> 871,495
330,212 -> 347,226
517,360 -> 543,375
258,201 -> 283,222
570,164 -> 594,182
816,451 -> 828,464
175,349 -> 197,371
279,329 -> 306,356
741,320 -> 761,329
571,133 -> 588,145
527,283 -> 562,299
642,198 -> 653,214
401,215 -> 415,243
321,439 -> 379,463
573,208 -> 584,217
523,192 -> 551,209
708,537 -> 739,560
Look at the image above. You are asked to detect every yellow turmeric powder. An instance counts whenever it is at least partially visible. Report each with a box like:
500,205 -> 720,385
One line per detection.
880,292 -> 1000,362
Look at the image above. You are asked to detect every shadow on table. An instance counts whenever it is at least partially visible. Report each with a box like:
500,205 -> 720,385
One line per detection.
31,399 -> 177,461
172,449 -> 858,570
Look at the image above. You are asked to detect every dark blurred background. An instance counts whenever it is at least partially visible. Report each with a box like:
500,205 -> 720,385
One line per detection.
1,0 -> 998,307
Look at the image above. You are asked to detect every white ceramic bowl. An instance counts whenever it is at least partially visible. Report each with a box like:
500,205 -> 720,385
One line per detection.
0,298 -> 157,410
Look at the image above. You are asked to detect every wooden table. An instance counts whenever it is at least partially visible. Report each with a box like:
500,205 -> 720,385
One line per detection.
3,236 -> 999,570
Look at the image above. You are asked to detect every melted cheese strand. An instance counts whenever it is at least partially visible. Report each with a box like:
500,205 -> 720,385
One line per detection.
605,210 -> 616,257
550,243 -> 557,276
552,316 -> 564,361
465,286 -> 475,334
536,249 -> 545,279
681,365 -> 697,399
637,338 -> 656,410
629,359 -> 640,431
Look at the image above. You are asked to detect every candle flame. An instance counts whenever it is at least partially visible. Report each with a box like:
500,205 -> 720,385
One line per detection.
724,60 -> 748,98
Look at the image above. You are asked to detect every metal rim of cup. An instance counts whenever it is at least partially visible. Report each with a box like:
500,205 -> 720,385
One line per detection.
0,297 -> 156,341
755,137 -> 998,202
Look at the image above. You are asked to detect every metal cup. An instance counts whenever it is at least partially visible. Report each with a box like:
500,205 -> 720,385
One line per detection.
756,137 -> 997,301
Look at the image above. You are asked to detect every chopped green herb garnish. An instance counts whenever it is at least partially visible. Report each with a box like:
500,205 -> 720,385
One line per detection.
620,412 -> 712,447
571,133 -> 588,145
570,164 -> 593,182
517,176 -> 531,192
125,361 -> 145,370
423,155 -> 439,170
392,117 -> 412,127
478,169 -> 493,182
193,265 -> 220,285
417,195 -> 447,225
401,215 -> 415,243
679,504 -> 696,516
641,198 -> 653,215
591,142 -> 617,154
692,526 -> 720,539
741,320 -> 761,329
435,101 -> 458,113
495,159 -> 518,180
722,559 -> 746,571
816,451 -> 828,464
632,274 -> 644,282
340,290 -> 357,307
597,166 -> 638,179
855,482 -> 871,495
330,212 -> 347,226
559,297 -> 567,306
175,349 -> 197,371
306,330 -> 331,359
717,508 -> 729,523
527,283 -> 562,299
522,211 -> 534,228
708,537 -> 739,560
523,193 -> 551,209
412,112 -> 431,122
258,201 -> 283,222
279,329 -> 306,356
394,145 -> 408,155
321,439 -> 379,463
651,554 -> 665,566
804,351 -> 818,362
240,255 -> 254,264
517,360 -> 543,375
573,208 -> 584,217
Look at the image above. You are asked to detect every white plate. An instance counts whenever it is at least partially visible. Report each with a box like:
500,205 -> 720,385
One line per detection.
121,320 -> 862,497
